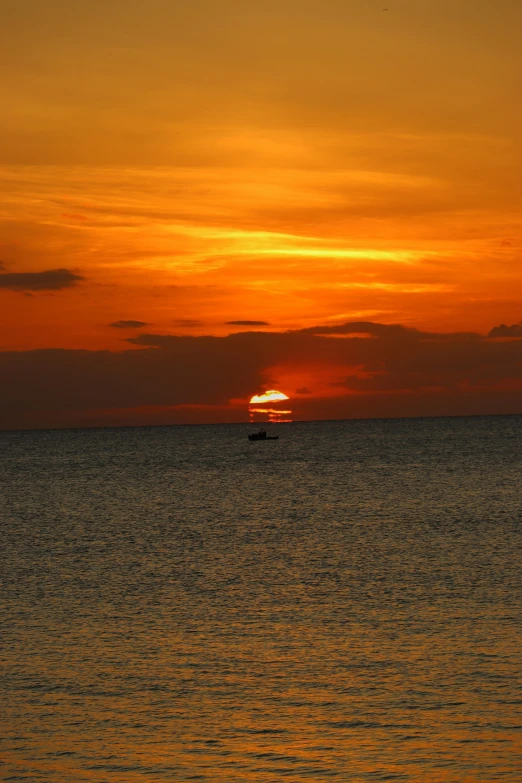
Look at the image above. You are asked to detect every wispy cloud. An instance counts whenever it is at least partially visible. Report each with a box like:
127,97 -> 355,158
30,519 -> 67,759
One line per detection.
109,320 -> 149,329
172,319 -> 204,327
226,320 -> 271,326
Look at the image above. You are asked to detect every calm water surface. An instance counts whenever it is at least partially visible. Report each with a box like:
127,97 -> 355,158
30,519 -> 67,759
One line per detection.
1,416 -> 521,782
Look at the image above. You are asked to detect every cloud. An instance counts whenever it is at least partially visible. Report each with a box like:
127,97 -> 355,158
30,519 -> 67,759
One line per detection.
0,339 -> 267,429
109,320 -> 149,329
488,322 -> 522,338
1,321 -> 522,429
298,321 -> 435,340
226,320 -> 271,326
0,268 -> 84,291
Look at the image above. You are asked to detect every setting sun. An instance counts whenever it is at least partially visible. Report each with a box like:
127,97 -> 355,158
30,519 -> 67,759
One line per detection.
249,390 -> 290,405
249,390 -> 292,423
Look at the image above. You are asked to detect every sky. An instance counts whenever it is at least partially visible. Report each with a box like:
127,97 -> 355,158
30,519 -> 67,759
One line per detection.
1,0 -> 521,429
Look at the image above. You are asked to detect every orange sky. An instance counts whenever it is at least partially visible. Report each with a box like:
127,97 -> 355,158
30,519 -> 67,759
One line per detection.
1,1 -> 521,428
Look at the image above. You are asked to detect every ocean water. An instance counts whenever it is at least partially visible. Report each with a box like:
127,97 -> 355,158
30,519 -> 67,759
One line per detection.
1,416 -> 521,783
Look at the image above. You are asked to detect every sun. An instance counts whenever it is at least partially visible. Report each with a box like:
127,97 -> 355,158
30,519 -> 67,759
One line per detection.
249,389 -> 290,404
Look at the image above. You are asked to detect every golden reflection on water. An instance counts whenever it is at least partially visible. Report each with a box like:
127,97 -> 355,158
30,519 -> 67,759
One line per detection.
1,419 -> 521,782
4,619 -> 521,783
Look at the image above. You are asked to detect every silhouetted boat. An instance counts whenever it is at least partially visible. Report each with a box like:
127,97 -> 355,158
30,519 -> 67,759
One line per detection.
248,431 -> 279,441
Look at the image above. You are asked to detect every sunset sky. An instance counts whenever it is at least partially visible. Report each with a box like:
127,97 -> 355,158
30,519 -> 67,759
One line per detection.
2,0 -> 521,429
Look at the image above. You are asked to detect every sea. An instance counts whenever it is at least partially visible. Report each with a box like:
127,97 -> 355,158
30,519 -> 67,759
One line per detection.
1,416 -> 521,783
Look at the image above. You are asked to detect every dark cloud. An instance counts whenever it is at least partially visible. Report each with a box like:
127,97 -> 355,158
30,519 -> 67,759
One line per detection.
1,321 -> 522,429
0,338 -> 267,430
0,268 -> 84,291
297,321 -> 412,337
488,322 -> 522,338
109,320 -> 149,329
296,321 -> 480,342
226,320 -> 271,326
295,387 -> 312,394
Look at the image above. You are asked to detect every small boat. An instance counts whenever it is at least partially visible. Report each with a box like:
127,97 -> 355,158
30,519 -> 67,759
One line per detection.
248,430 -> 279,441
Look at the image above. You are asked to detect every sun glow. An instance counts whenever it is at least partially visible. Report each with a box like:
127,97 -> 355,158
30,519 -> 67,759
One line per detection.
249,389 -> 292,423
249,390 -> 290,404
